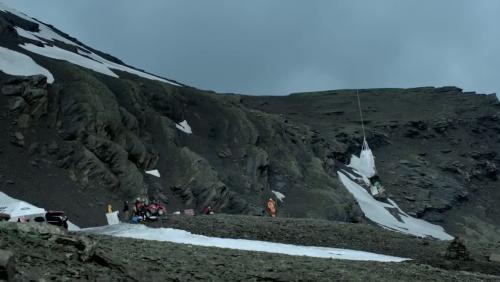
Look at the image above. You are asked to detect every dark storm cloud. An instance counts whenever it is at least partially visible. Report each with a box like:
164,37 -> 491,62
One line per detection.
3,0 -> 500,97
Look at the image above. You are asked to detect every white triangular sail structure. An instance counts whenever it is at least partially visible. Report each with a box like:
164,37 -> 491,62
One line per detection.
0,191 -> 46,221
348,138 -> 376,178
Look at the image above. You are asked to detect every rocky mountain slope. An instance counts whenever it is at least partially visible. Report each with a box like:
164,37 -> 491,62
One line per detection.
0,3 -> 499,245
4,221 -> 500,281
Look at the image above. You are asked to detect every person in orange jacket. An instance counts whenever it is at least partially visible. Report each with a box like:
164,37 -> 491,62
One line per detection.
267,198 -> 277,218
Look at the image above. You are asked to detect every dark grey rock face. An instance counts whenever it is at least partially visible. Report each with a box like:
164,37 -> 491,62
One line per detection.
242,88 -> 500,241
0,249 -> 14,281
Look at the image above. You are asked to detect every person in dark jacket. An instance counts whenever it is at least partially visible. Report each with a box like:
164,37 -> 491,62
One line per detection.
123,200 -> 130,220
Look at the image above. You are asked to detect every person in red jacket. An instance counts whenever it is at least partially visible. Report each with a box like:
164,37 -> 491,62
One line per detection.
202,205 -> 214,215
267,198 -> 277,218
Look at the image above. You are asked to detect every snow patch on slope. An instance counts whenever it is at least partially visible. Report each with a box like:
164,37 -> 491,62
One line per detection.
272,190 -> 286,202
67,221 -> 81,231
77,49 -> 181,86
14,27 -> 40,41
337,172 -> 452,240
145,169 -> 161,178
1,2 -> 180,86
0,3 -> 79,46
19,43 -> 180,86
176,120 -> 192,134
21,43 -> 118,77
0,46 -> 54,83
0,3 -> 36,23
81,223 -> 409,262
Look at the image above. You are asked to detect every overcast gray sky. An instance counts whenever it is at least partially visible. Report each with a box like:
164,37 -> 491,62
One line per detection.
3,0 -> 500,97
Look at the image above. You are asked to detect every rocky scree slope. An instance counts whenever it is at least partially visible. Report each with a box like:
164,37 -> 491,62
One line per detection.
3,222 -> 500,281
0,6 -> 499,243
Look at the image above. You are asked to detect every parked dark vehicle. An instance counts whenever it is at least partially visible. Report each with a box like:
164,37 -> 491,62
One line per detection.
45,211 -> 68,229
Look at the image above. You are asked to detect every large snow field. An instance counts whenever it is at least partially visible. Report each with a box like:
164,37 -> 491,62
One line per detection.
81,223 -> 409,262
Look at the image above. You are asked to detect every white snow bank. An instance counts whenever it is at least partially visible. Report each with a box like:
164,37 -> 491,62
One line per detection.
272,190 -> 286,202
0,46 -> 54,83
19,43 -> 180,86
145,169 -> 161,177
67,221 -> 80,231
81,223 -> 409,262
15,23 -> 79,47
77,49 -> 181,86
1,2 -> 180,86
0,3 -> 79,46
21,43 -> 118,77
338,172 -> 453,240
14,27 -> 41,41
175,120 -> 192,134
0,3 -> 33,22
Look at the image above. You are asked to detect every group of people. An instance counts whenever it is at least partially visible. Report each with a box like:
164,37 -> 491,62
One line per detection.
122,198 -> 154,223
121,196 -> 279,221
122,198 -> 217,223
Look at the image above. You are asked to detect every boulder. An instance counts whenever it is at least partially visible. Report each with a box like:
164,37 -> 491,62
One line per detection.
404,128 -> 420,138
489,253 -> 500,263
22,88 -> 47,104
119,107 -> 138,132
0,249 -> 15,280
445,237 -> 470,261
218,147 -> 232,158
48,141 -> 59,155
0,222 -> 67,236
17,114 -> 30,128
10,132 -> 25,147
8,97 -> 26,111
1,84 -> 23,96
29,96 -> 48,118
433,119 -> 451,133
409,121 -> 428,130
28,142 -> 40,155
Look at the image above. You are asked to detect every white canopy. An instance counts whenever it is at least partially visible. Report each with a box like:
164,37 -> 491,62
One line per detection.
0,191 -> 46,221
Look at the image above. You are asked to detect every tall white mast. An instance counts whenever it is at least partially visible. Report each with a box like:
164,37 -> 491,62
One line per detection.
356,89 -> 366,142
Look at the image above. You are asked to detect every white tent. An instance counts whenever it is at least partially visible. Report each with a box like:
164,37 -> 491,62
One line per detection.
0,191 -> 46,222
